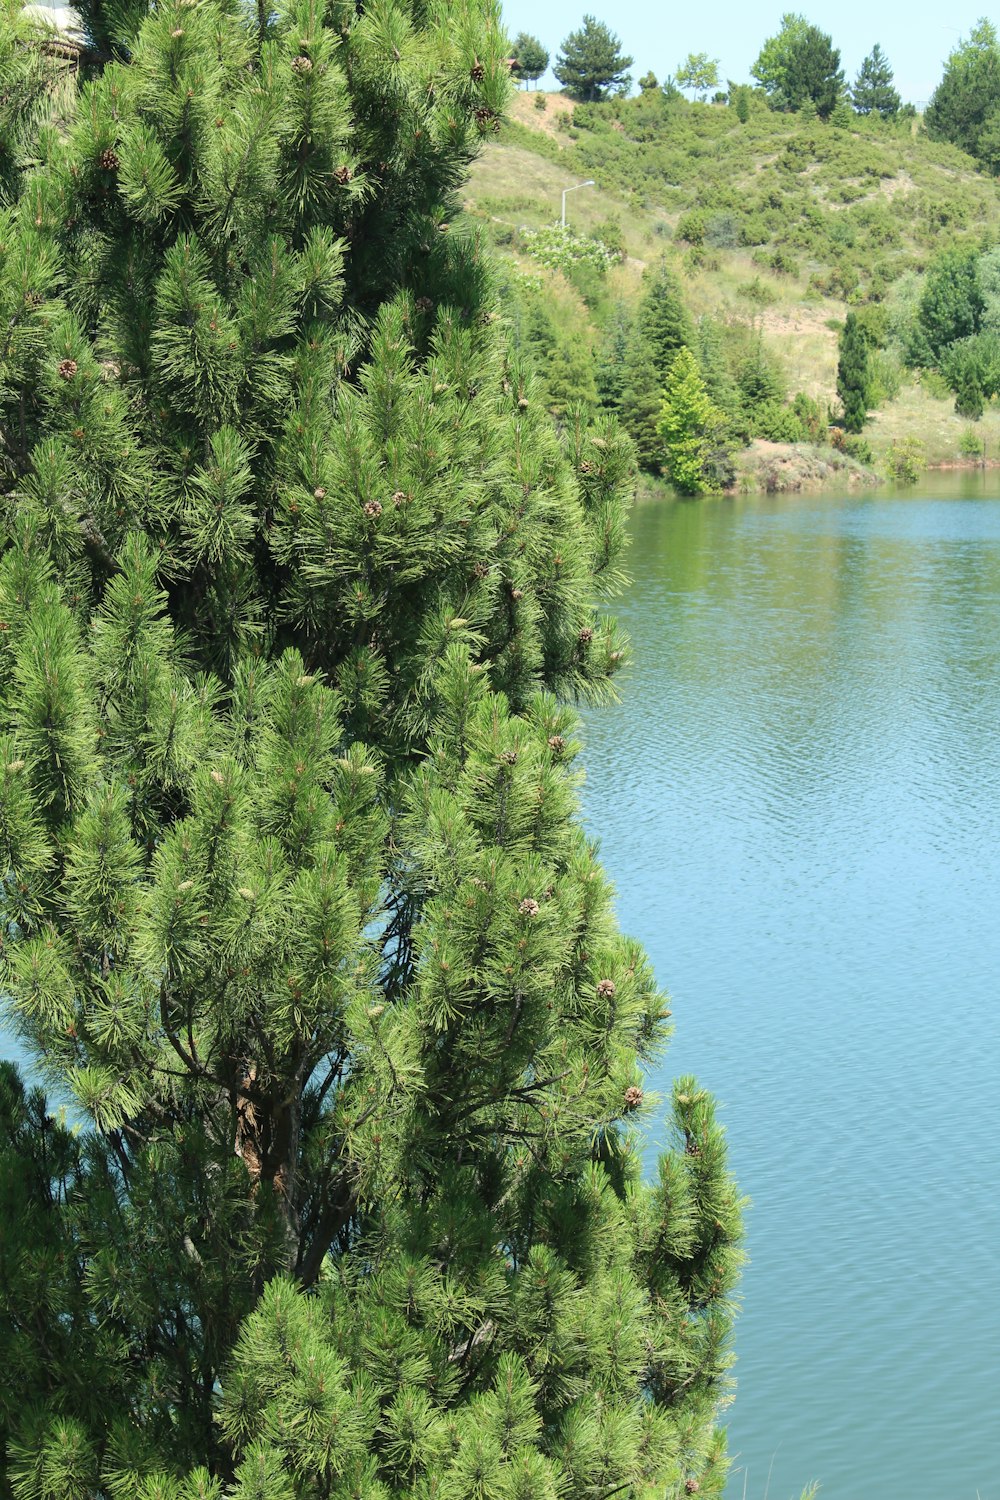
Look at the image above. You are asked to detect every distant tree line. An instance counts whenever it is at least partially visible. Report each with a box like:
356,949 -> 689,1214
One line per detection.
519,3 -> 1000,173
511,11 -> 907,123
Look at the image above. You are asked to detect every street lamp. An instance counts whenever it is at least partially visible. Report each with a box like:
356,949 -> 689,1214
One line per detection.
560,179 -> 595,228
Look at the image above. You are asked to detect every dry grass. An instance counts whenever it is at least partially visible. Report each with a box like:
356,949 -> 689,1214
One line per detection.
866,378 -> 1000,465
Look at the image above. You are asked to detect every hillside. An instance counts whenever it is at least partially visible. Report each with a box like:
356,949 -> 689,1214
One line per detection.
464,89 -> 1000,468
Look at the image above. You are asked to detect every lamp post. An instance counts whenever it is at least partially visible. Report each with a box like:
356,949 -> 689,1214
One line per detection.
560,179 -> 595,228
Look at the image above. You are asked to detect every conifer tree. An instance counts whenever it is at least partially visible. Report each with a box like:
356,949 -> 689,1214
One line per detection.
851,43 -> 901,119
0,1 -> 742,1496
657,348 -> 725,493
554,15 -> 632,103
836,312 -> 871,432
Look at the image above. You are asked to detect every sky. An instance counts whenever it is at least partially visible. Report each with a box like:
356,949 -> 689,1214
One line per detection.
499,0 -> 991,109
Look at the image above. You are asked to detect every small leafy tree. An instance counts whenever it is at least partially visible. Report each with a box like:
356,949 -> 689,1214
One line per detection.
837,312 -> 872,432
751,12 -> 844,118
851,43 -> 901,118
554,14 -> 633,102
638,69 -> 659,92
512,31 -> 549,89
658,348 -> 726,493
676,51 -> 720,101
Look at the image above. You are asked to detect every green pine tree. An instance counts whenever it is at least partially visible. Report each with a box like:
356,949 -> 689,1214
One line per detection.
0,1 -> 743,1495
553,14 -> 632,103
657,347 -> 725,494
851,43 -> 901,118
836,312 -> 872,433
637,259 -> 694,384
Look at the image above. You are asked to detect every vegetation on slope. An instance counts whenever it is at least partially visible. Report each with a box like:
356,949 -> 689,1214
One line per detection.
465,87 -> 1000,476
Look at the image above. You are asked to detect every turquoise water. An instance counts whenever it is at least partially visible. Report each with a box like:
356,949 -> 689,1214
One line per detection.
580,474 -> 1000,1500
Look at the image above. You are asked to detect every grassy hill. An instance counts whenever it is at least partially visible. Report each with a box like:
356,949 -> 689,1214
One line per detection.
464,89 -> 1000,467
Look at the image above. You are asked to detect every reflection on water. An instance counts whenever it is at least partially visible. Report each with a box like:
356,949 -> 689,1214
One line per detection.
580,475 -> 1000,1500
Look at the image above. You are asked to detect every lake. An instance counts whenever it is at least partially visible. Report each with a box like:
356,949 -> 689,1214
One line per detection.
579,473 -> 1000,1500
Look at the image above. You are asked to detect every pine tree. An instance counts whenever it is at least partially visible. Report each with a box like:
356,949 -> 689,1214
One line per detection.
638,259 -> 694,385
836,312 -> 871,433
0,1 -> 742,1494
657,347 -> 725,494
553,15 -> 632,103
851,43 -> 901,119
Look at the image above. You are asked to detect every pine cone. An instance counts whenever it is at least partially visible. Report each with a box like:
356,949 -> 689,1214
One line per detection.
313,486 -> 327,499
291,54 -> 313,73
99,147 -> 120,172
499,749 -> 518,766
548,734 -> 566,756
577,626 -> 594,646
685,1483 -> 700,1496
624,1085 -> 643,1110
414,295 -> 434,314
363,499 -> 382,519
392,489 -> 410,507
472,561 -> 490,580
518,898 -> 540,918
597,979 -> 616,1000
58,358 -> 78,380
579,458 -> 593,473
517,396 -> 529,410
333,164 -> 352,184
510,587 -> 524,601
470,59 -> 485,82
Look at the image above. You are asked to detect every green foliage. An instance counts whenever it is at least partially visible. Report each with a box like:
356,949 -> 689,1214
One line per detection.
676,52 -> 720,101
512,32 -> 549,88
751,13 -> 845,118
0,0 -> 743,1493
837,312 -> 872,432
638,70 -> 659,93
554,15 -> 632,103
925,19 -> 1000,171
959,424 -> 986,457
657,348 -> 727,493
851,44 -> 901,118
918,248 -> 983,360
885,435 -> 925,481
520,225 -> 617,275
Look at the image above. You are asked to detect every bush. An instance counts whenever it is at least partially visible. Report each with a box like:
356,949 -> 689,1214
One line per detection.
959,425 -> 986,458
886,436 -> 925,481
675,209 -> 708,244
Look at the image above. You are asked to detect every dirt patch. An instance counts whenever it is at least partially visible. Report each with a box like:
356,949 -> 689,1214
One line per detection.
508,90 -> 576,143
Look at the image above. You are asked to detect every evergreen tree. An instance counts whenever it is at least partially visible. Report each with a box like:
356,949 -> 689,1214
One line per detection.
618,328 -> 663,471
751,12 -> 844,118
836,312 -> 871,433
0,0 -> 742,1495
511,31 -> 548,89
544,334 -> 598,417
925,19 -> 1000,169
657,348 -> 725,493
554,15 -> 632,103
637,259 -> 694,385
851,43 -> 901,118
595,301 -> 633,411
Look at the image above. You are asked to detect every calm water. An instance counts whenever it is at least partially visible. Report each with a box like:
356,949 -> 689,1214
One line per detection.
580,473 -> 1000,1500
